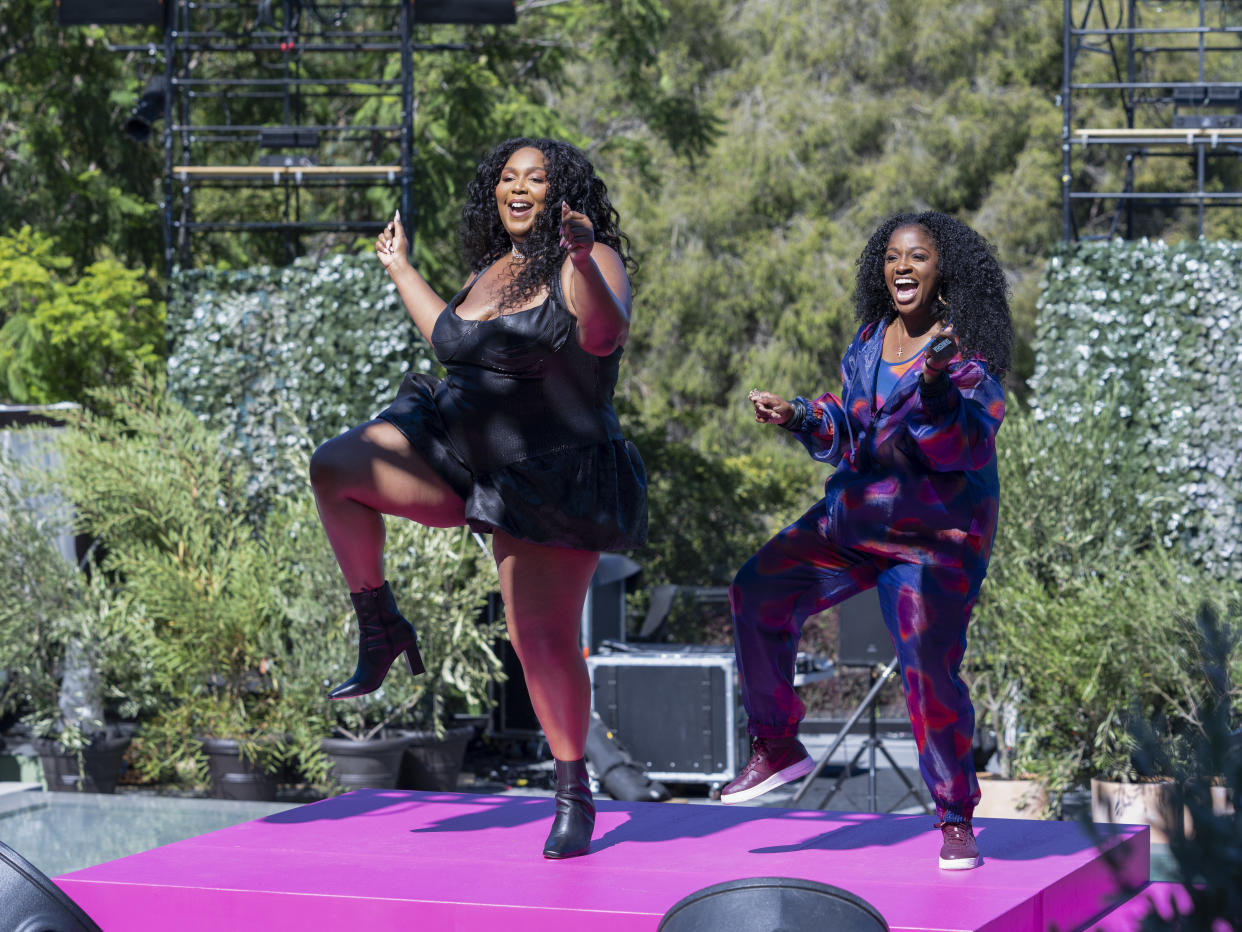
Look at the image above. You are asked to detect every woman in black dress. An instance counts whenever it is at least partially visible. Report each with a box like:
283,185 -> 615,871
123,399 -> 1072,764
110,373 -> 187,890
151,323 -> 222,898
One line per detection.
309,137 -> 646,859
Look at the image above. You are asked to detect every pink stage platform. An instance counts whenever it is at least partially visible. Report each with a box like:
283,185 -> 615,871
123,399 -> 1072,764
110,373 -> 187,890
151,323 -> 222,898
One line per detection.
55,789 -> 1151,932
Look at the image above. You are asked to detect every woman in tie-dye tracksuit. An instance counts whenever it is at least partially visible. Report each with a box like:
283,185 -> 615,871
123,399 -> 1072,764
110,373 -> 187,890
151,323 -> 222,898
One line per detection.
721,211 -> 1013,871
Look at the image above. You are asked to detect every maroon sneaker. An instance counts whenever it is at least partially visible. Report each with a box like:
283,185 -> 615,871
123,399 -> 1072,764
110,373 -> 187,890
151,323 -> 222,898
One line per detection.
720,736 -> 814,805
935,820 -> 980,870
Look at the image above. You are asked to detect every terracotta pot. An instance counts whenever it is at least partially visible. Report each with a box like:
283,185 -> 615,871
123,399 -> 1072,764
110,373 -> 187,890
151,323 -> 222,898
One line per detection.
1183,780 -> 1235,839
1090,776 -> 1180,843
973,772 -> 1049,820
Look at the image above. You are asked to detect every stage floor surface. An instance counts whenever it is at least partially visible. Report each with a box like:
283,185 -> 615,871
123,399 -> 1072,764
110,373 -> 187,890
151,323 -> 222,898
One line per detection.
55,789 -> 1151,931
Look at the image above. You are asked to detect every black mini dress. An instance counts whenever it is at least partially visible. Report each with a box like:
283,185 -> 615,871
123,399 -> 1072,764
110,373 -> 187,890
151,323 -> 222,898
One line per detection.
377,273 -> 648,552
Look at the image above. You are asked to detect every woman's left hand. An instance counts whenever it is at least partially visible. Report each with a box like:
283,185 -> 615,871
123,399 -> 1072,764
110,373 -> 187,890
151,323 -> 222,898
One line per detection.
560,201 -> 594,260
922,324 -> 958,382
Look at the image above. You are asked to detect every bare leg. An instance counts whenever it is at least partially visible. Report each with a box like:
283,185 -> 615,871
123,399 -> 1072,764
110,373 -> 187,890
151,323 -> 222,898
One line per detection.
309,420 -> 466,590
492,530 -> 598,761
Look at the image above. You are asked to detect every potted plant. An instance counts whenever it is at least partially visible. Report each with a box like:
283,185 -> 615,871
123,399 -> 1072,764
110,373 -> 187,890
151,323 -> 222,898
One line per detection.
0,444 -> 148,793
50,380 -> 326,799
268,471 -> 503,795
966,393 -> 1228,823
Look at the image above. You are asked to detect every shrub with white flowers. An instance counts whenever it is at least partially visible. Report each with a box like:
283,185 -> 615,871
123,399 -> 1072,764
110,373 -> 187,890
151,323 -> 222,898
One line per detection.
1031,239 -> 1242,579
167,253 -> 435,504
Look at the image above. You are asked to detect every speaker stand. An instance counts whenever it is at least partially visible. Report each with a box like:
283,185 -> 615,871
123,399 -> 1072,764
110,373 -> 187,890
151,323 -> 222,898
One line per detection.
791,657 -> 931,814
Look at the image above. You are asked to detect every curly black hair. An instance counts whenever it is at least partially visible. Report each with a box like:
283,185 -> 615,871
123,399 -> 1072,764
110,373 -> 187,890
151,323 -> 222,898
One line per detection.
458,137 -> 635,308
854,211 -> 1013,375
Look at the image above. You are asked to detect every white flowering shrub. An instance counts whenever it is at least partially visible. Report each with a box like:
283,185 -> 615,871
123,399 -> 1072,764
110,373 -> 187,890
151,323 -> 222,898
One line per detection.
166,254 -> 435,503
1031,239 -> 1242,578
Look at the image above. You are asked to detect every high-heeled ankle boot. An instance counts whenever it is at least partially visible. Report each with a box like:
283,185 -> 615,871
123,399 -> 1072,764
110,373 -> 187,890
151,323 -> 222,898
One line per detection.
328,582 -> 424,700
542,757 -> 595,859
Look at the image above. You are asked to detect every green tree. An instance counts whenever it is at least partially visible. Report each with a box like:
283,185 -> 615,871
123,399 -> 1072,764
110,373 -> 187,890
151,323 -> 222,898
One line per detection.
560,0 -> 1068,460
0,227 -> 164,404
0,0 -> 165,269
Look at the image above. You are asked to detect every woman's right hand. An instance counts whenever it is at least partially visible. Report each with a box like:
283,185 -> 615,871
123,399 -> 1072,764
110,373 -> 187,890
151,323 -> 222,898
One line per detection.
376,210 -> 409,273
748,389 -> 793,425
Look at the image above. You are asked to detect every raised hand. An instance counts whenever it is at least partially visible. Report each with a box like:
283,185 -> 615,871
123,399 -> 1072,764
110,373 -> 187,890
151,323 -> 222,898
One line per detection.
559,201 -> 594,259
376,209 -> 409,272
922,324 -> 958,382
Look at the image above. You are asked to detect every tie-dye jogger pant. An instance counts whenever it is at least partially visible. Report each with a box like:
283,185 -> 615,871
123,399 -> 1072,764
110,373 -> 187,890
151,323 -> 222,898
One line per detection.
730,504 -> 983,822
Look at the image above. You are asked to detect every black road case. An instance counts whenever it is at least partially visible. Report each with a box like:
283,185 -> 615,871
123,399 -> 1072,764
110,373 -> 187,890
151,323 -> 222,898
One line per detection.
586,646 -> 746,788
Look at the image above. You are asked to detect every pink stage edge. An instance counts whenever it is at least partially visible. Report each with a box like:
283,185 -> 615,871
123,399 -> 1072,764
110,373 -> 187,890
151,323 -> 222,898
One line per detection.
56,789 -> 1152,932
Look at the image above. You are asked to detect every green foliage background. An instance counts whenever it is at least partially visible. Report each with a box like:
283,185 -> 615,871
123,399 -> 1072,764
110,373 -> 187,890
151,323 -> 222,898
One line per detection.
0,227 -> 165,404
1031,239 -> 1242,580
3,1 -> 1242,817
965,238 -> 1242,793
166,254 -> 433,503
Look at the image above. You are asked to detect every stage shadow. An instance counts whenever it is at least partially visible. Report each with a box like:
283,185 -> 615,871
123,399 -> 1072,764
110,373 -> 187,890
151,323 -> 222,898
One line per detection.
262,788 -> 453,823
751,812 -> 1125,862
262,790 -> 1135,871
407,794 -> 554,833
589,803 -> 856,854
593,803 -> 1122,865
746,811 -> 928,854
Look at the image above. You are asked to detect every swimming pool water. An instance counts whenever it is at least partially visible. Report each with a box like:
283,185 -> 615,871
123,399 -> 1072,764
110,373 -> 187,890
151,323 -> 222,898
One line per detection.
0,790 -> 296,877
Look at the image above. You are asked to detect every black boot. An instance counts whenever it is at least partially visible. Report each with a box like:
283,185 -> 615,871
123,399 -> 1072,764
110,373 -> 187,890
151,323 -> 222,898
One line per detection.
543,757 -> 595,859
328,582 -> 425,700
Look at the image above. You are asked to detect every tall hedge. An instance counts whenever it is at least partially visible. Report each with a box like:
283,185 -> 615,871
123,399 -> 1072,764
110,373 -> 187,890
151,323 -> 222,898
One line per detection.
167,254 -> 433,502
1031,239 -> 1242,579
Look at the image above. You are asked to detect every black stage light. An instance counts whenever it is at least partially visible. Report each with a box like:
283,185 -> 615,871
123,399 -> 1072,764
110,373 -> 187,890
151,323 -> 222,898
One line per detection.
0,840 -> 103,932
57,0 -> 166,26
124,76 -> 169,143
659,877 -> 889,932
412,0 -> 516,25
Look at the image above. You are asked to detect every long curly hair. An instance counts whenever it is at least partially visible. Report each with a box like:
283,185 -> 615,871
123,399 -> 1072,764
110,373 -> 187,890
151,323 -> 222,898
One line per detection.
458,137 -> 635,307
854,211 -> 1013,375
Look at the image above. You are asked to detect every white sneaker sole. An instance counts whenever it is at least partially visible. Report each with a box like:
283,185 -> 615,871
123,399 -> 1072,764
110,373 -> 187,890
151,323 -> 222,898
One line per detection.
720,755 -> 815,805
938,855 -> 980,870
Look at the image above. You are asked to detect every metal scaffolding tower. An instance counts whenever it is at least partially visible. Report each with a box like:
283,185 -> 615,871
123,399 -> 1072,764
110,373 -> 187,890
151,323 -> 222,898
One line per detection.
1061,0 -> 1242,240
102,0 -> 514,267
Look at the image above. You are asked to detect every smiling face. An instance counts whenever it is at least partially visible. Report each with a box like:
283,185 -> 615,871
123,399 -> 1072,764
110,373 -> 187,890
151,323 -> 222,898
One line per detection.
494,146 -> 548,244
884,224 -> 941,320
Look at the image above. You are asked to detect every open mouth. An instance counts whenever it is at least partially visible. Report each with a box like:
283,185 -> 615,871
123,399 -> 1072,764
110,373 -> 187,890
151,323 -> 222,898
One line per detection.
508,199 -> 533,218
892,277 -> 919,304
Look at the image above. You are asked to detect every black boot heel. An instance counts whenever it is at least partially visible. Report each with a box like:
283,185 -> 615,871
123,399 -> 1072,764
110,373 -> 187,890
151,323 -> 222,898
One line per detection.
543,758 -> 595,859
329,582 -> 424,700
404,646 -> 423,676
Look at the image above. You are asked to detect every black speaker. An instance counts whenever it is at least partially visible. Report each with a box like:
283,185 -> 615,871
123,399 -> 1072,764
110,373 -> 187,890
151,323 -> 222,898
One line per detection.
837,589 -> 891,668
659,877 -> 888,932
412,0 -> 516,25
57,0 -> 166,26
123,76 -> 168,142
0,841 -> 102,932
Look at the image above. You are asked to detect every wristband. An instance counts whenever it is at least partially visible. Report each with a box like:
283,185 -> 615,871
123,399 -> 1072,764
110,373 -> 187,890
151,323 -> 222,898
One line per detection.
780,397 -> 808,431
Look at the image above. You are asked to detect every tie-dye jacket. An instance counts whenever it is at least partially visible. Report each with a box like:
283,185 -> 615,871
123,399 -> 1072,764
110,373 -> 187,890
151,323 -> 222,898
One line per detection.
788,319 -> 1005,575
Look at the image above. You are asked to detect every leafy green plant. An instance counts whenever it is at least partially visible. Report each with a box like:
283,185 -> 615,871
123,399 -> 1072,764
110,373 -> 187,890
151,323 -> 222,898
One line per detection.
51,377 -> 324,784
1033,239 -> 1242,580
1091,603 -> 1242,931
0,227 -> 164,405
266,475 -> 502,744
166,254 -> 433,506
967,390 -> 1239,796
0,442 -> 151,748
